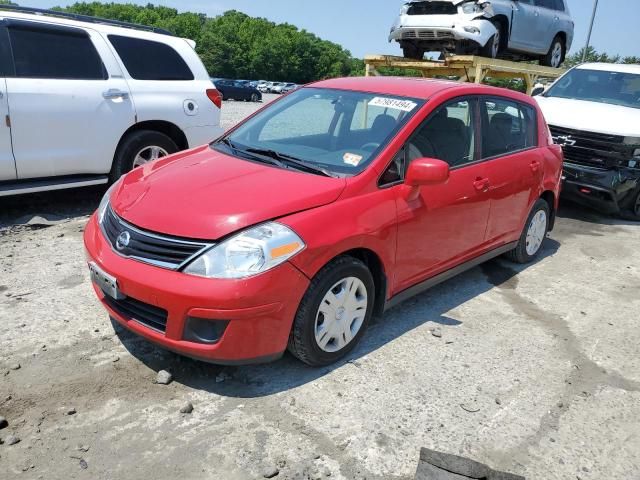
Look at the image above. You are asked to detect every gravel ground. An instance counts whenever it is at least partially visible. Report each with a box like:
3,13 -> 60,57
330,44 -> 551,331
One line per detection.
0,96 -> 639,480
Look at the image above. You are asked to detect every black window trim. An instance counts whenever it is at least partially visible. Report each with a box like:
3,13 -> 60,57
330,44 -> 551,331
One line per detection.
378,94 -> 483,188
5,19 -> 108,81
0,23 -> 15,78
478,95 -> 539,162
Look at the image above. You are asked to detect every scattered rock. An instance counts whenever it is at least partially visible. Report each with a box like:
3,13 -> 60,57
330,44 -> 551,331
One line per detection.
79,459 -> 88,470
0,416 -> 8,429
431,327 -> 442,338
495,398 -> 502,405
156,370 -> 173,385
66,407 -> 77,416
550,437 -> 556,443
9,363 -> 21,371
557,402 -> 564,408
6,435 -> 20,445
180,402 -> 194,414
76,445 -> 90,453
263,466 -> 279,478
111,356 -> 120,363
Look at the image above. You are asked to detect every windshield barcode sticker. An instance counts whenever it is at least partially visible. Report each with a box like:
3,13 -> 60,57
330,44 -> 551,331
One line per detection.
368,97 -> 417,112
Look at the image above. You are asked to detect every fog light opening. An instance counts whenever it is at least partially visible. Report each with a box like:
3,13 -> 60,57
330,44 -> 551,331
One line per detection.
183,317 -> 229,345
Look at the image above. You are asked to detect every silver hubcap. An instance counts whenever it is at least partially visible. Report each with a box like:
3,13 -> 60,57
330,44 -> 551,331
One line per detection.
133,146 -> 169,168
551,42 -> 563,67
526,210 -> 547,256
314,277 -> 368,353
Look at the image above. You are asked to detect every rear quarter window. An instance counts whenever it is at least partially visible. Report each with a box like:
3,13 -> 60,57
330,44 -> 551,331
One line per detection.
108,35 -> 194,81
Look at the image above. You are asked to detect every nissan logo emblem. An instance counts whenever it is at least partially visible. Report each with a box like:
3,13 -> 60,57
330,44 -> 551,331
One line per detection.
116,231 -> 131,251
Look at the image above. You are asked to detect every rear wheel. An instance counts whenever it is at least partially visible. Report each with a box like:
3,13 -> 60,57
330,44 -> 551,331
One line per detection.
619,187 -> 640,221
288,256 -> 375,366
540,35 -> 565,68
505,199 -> 550,264
251,93 -> 260,102
110,130 -> 178,182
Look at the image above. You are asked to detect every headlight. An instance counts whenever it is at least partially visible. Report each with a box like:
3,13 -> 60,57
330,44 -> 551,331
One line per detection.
97,181 -> 120,224
461,2 -> 483,14
183,222 -> 305,279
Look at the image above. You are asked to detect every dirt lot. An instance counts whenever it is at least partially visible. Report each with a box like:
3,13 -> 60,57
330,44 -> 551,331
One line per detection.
1,94 -> 639,480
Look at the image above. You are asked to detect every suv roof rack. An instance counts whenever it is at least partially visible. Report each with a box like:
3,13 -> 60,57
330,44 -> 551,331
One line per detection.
0,5 -> 174,36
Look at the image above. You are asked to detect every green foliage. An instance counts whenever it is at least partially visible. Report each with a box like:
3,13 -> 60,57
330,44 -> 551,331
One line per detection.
53,2 -> 355,83
565,46 -> 640,68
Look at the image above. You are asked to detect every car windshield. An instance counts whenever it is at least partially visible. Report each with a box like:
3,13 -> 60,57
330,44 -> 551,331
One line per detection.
214,87 -> 423,176
544,68 -> 640,109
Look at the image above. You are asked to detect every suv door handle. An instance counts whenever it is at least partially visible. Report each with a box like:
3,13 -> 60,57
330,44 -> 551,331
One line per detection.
103,89 -> 129,100
473,178 -> 490,192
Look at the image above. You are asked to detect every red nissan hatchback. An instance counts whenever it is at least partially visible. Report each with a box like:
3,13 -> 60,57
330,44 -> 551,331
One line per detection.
84,77 -> 562,367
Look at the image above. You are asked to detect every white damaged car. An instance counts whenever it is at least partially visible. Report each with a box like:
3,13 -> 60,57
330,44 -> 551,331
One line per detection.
389,0 -> 574,67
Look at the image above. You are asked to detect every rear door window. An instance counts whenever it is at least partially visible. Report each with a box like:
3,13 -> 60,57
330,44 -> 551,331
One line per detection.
481,98 -> 537,158
108,35 -> 194,81
8,24 -> 106,80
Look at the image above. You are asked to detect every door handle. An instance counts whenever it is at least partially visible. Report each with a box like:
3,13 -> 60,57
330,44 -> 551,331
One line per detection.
530,160 -> 541,173
473,177 -> 490,192
103,89 -> 129,100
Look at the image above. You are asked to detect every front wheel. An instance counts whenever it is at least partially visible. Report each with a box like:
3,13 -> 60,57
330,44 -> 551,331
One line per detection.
619,187 -> 640,221
505,199 -> 550,264
288,256 -> 375,366
402,44 -> 425,60
540,35 -> 565,68
251,93 -> 260,102
480,21 -> 502,59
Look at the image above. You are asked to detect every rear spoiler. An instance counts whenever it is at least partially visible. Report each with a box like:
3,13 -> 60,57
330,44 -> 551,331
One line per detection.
183,38 -> 196,49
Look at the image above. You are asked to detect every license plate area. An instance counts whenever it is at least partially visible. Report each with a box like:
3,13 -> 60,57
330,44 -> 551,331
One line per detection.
89,262 -> 125,300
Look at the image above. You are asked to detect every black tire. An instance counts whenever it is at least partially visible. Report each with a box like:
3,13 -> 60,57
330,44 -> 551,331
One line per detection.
251,93 -> 260,102
288,256 -> 375,367
540,35 -> 565,68
619,187 -> 640,221
480,21 -> 503,59
505,199 -> 550,264
402,44 -> 425,60
109,130 -> 179,183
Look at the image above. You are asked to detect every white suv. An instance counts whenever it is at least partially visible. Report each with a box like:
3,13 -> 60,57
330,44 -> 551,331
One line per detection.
0,6 -> 223,196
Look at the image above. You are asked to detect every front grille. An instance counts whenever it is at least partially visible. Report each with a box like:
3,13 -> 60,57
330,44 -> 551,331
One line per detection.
407,1 -> 457,15
102,206 -> 213,270
104,295 -> 168,333
402,30 -> 454,40
549,125 -> 635,169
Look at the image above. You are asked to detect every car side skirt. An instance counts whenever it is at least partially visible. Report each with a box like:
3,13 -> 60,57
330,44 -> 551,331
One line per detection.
384,241 -> 518,311
0,174 -> 109,197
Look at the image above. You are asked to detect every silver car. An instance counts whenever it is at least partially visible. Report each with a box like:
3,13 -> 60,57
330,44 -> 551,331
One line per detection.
389,0 -> 574,67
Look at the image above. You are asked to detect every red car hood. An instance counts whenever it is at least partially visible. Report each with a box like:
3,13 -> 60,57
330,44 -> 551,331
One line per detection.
111,146 -> 347,239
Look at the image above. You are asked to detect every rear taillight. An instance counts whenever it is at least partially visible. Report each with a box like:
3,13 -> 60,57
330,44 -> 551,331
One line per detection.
206,89 -> 222,109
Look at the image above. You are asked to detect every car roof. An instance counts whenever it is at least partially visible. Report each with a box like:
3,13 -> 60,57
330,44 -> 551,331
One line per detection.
310,76 -> 526,101
576,63 -> 640,75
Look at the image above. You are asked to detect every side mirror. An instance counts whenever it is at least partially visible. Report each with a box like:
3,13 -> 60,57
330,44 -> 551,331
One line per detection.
531,86 -> 545,97
405,158 -> 450,187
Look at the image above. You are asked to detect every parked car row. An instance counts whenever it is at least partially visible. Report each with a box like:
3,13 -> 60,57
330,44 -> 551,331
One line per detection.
257,81 -> 299,94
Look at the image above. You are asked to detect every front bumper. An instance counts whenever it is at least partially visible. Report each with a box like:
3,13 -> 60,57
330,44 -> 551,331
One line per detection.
561,162 -> 640,215
389,16 -> 494,48
83,215 -> 310,364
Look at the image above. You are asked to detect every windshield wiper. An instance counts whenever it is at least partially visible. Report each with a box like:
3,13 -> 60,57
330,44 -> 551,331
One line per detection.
245,148 -> 336,178
217,139 -> 287,169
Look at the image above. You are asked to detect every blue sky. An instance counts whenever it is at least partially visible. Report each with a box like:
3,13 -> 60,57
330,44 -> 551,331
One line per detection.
17,0 -> 639,59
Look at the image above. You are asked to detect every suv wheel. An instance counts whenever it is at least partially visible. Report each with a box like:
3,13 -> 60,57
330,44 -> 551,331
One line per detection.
288,256 -> 375,366
402,44 -> 425,60
506,199 -> 550,264
110,130 -> 178,182
251,93 -> 260,102
480,21 -> 502,59
540,35 -> 565,68
619,187 -> 640,221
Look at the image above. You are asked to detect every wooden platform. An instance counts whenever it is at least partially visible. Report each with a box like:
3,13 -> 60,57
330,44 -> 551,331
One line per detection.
364,55 -> 565,94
